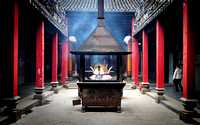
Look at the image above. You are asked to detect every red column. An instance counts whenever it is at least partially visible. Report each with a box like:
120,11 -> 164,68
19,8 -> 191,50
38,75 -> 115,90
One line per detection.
52,32 -> 58,82
66,42 -> 69,79
179,1 -> 198,122
182,1 -> 195,100
50,32 -> 59,92
34,20 -> 45,98
13,1 -> 19,98
1,1 -> 21,121
131,18 -> 135,79
141,30 -> 150,94
61,39 -> 69,86
135,38 -> 139,87
155,19 -> 165,102
65,16 -> 69,80
142,30 -> 148,83
2,1 -> 19,98
131,42 -> 135,79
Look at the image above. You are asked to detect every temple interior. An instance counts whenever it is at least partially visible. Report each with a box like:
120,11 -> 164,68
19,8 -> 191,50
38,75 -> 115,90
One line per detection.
1,0 -> 200,124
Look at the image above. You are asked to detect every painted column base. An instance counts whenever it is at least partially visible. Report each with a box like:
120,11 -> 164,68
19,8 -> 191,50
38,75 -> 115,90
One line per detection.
2,96 -> 21,122
179,98 -> 199,123
141,82 -> 150,94
50,81 -> 59,94
155,88 -> 165,103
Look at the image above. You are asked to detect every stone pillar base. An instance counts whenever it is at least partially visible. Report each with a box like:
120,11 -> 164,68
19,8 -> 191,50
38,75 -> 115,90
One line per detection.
2,96 -> 21,122
155,88 -> 165,103
50,81 -> 59,94
34,88 -> 44,105
141,82 -> 150,94
34,87 -> 44,99
179,98 -> 199,123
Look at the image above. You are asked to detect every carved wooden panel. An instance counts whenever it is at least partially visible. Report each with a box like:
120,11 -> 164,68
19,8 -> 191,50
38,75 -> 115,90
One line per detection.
81,88 -> 122,106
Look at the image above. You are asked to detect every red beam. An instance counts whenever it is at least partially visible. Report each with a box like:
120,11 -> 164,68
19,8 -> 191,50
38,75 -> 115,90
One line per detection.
156,20 -> 164,89
36,21 -> 45,89
52,32 -> 58,82
183,1 -> 195,99
142,30 -> 148,83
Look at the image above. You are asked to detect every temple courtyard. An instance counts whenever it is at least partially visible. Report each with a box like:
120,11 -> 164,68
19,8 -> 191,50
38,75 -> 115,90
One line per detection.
12,86 -> 192,125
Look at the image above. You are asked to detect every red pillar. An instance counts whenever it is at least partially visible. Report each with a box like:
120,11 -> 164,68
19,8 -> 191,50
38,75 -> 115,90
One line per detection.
182,0 -> 195,100
13,1 -> 19,98
155,19 -> 165,102
66,42 -> 69,80
131,42 -> 135,79
135,38 -> 139,87
65,16 -> 69,80
2,0 -> 19,99
52,32 -> 58,82
142,30 -> 148,83
34,20 -> 45,98
131,18 -> 135,79
50,32 -> 59,92
141,30 -> 150,94
61,39 -> 69,86
131,17 -> 137,89
131,41 -> 138,89
180,0 -> 198,122
1,1 -> 21,120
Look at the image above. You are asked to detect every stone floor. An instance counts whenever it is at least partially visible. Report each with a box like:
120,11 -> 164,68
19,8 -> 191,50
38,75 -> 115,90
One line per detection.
149,84 -> 200,110
12,88 -> 190,125
17,78 -> 200,109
